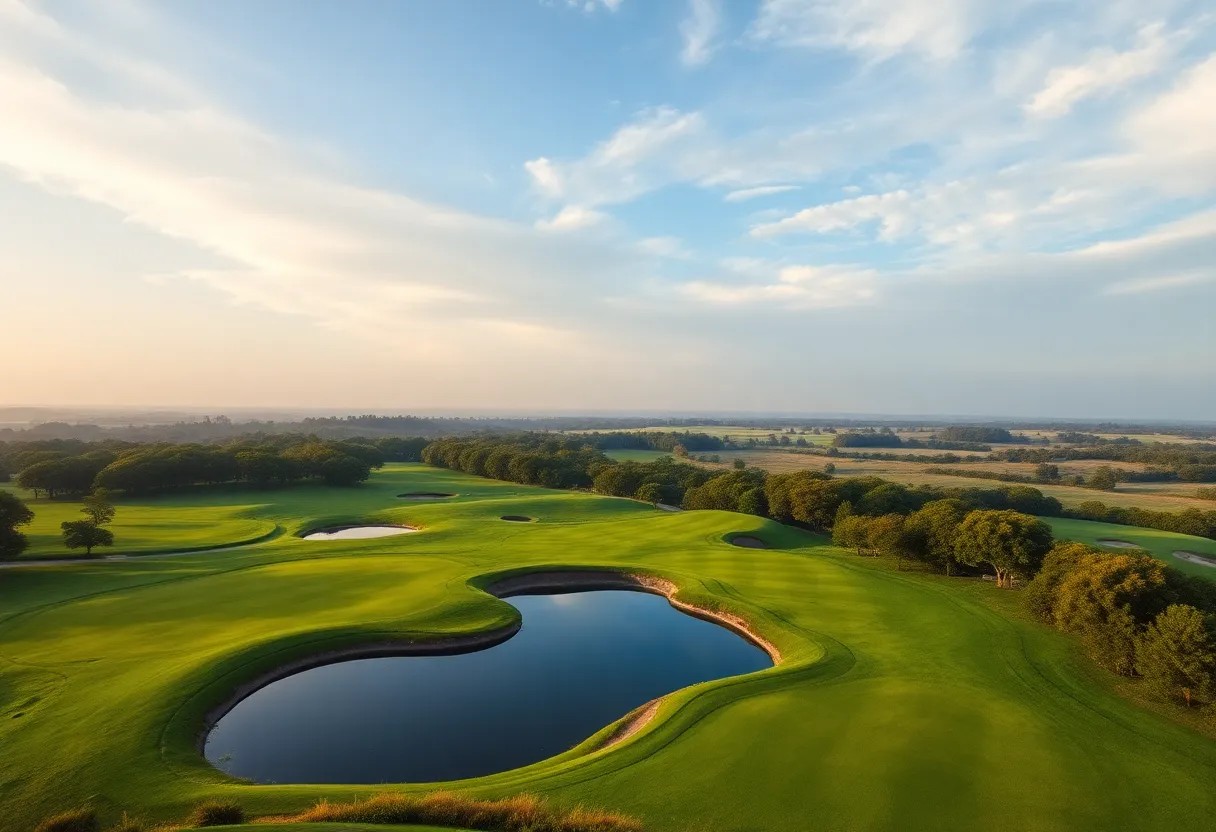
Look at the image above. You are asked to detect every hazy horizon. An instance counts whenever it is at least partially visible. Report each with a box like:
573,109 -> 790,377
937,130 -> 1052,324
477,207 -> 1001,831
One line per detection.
3,1 -> 1214,419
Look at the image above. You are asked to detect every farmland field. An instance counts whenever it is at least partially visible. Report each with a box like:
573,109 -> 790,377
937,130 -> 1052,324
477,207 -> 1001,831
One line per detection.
2,464 -> 1215,832
687,450 -> 1216,512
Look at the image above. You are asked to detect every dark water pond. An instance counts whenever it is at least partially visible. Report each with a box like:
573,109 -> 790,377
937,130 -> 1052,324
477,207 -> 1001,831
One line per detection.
204,590 -> 770,784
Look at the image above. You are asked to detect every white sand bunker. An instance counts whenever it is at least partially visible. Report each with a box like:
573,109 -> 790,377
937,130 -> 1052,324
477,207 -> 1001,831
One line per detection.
1173,550 -> 1216,568
302,525 -> 417,541
656,503 -> 683,512
1097,539 -> 1141,549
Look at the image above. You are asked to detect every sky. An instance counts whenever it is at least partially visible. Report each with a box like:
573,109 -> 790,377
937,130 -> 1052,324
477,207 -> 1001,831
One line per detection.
1,0 -> 1214,419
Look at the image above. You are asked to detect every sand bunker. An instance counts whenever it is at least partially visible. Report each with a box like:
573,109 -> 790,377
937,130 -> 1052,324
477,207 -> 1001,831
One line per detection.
1173,550 -> 1216,568
500,515 -> 535,522
397,492 -> 456,500
729,535 -> 769,549
301,525 -> 417,541
655,503 -> 683,512
1097,539 -> 1141,549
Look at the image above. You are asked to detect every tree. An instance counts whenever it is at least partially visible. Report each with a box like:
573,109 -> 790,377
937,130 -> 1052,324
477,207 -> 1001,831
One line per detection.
635,482 -> 663,504
0,491 -> 35,560
1088,466 -> 1119,491
61,520 -> 114,556
823,462 -> 836,475
737,487 -> 767,516
905,499 -> 967,575
732,458 -> 746,470
1035,463 -> 1060,481
1052,552 -> 1172,676
1135,605 -> 1215,707
81,489 -> 116,526
833,514 -> 871,556
866,513 -> 922,570
953,509 -> 1053,588
672,444 -> 689,459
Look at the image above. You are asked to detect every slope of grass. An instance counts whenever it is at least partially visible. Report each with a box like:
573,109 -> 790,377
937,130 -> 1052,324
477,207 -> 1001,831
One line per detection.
1,465 -> 1214,832
1048,516 -> 1216,578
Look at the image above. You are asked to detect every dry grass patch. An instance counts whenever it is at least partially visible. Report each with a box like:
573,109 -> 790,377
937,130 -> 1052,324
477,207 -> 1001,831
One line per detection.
267,792 -> 643,832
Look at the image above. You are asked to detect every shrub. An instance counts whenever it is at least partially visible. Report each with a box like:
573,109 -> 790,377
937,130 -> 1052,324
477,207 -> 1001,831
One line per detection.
284,791 -> 643,832
104,814 -> 143,832
34,809 -> 99,832
190,801 -> 244,827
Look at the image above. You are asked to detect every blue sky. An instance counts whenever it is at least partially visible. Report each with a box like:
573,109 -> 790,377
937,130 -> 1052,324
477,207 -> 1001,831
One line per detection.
2,0 -> 1214,418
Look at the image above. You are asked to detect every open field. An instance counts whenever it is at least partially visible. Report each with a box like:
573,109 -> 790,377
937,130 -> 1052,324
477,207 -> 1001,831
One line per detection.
691,450 -> 1216,512
2,464 -> 1215,832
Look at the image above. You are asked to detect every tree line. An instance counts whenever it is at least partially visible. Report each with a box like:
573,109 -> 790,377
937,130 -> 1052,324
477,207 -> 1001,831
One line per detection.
994,442 -> 1216,482
2,436 -> 426,498
1024,542 -> 1216,707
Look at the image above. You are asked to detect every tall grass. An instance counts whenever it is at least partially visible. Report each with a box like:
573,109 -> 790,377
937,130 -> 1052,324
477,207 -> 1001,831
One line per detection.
273,791 -> 643,832
34,809 -> 99,832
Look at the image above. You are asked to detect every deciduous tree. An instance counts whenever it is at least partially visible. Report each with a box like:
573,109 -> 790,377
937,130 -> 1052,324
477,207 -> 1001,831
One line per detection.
1135,605 -> 1215,707
61,520 -> 114,556
0,491 -> 34,560
953,510 -> 1053,588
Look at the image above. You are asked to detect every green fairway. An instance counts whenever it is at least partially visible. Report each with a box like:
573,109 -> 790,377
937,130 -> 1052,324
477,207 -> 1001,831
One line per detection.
2,464 -> 1215,832
0,483 -> 278,560
1047,516 -> 1216,578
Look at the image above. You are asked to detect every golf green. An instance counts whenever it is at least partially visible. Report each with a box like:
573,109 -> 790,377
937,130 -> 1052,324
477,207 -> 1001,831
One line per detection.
1,464 -> 1214,832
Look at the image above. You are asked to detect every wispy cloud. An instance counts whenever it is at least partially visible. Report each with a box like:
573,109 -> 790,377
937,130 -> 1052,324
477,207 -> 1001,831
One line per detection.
680,0 -> 721,66
724,184 -> 800,202
750,0 -> 986,61
680,262 -> 878,308
1025,23 -> 1179,117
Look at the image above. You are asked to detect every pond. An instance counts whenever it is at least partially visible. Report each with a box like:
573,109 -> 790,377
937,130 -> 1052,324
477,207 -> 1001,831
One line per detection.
204,589 -> 771,784
300,525 -> 417,540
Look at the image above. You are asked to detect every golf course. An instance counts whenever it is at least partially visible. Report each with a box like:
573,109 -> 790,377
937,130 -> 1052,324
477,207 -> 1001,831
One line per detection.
3,463 -> 1216,832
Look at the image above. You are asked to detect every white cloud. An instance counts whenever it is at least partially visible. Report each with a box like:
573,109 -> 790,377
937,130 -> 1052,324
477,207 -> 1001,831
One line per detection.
0,7 -> 655,365
681,262 -> 878,308
1103,272 -> 1214,295
1025,23 -> 1176,117
680,0 -> 721,66
751,190 -> 915,239
523,157 -> 563,197
524,106 -> 707,207
636,236 -> 690,258
724,184 -> 800,202
535,204 -> 606,231
750,0 -> 982,61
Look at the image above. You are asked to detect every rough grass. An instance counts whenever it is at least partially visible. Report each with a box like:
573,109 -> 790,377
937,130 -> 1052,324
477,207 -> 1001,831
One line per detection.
2,465 -> 1216,832
190,802 -> 244,827
34,809 -> 99,832
271,792 -> 642,832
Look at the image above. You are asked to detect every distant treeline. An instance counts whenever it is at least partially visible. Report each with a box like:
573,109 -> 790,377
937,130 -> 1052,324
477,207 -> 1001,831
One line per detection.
421,437 -> 1216,547
580,431 -> 727,452
2,435 -> 430,496
994,443 -> 1216,481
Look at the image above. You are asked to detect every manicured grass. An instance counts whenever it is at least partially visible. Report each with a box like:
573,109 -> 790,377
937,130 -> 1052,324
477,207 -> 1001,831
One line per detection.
1,484 -> 278,560
2,465 -> 1215,832
1047,517 -> 1216,578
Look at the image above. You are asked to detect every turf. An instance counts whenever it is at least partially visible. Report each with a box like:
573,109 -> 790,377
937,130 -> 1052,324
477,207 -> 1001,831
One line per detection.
1,465 -> 1215,832
1047,516 -> 1216,578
